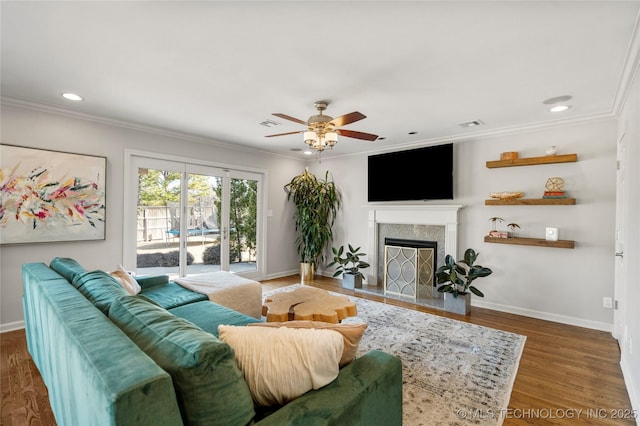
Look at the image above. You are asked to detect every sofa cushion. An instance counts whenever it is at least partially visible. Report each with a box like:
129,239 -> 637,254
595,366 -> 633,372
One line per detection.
71,270 -> 129,314
49,257 -> 86,282
139,281 -> 207,309
248,320 -> 367,367
169,300 -> 261,337
218,325 -> 343,407
109,265 -> 141,295
109,296 -> 256,426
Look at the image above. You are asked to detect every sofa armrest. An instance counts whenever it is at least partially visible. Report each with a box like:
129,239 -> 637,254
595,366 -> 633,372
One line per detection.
22,263 -> 183,426
254,350 -> 402,426
134,274 -> 170,289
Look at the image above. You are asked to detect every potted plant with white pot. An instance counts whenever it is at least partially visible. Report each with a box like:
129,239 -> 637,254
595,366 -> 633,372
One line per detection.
328,244 -> 370,289
284,169 -> 341,284
436,248 -> 492,315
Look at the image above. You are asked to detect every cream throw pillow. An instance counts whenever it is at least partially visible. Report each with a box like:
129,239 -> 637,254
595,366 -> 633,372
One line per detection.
218,325 -> 343,407
248,321 -> 367,367
109,266 -> 141,295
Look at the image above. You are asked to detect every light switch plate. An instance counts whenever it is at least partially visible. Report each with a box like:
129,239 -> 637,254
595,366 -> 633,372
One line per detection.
545,227 -> 558,241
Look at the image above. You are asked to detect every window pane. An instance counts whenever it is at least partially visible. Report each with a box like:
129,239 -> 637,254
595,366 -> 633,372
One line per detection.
186,173 -> 223,275
136,167 -> 181,276
229,177 -> 258,273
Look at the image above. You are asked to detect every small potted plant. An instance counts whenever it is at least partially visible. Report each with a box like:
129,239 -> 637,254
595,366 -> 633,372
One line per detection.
436,248 -> 492,315
328,244 -> 370,289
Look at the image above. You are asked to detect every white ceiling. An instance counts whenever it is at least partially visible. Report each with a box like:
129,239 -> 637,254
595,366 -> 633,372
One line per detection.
2,1 -> 639,159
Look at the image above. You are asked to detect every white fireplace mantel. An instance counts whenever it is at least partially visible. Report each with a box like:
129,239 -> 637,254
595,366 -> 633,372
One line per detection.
366,204 -> 463,285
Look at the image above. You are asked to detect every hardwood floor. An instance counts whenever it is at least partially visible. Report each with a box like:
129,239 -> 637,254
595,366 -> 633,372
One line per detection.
1,275 -> 634,425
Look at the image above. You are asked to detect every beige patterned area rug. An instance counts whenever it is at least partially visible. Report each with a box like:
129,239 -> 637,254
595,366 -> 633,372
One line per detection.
263,285 -> 526,426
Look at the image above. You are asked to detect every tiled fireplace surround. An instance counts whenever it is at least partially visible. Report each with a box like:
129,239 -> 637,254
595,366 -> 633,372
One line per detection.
361,205 -> 463,307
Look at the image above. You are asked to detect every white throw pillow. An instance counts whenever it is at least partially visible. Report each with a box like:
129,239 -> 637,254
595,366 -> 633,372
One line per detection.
248,321 -> 367,367
109,265 -> 141,295
218,325 -> 343,407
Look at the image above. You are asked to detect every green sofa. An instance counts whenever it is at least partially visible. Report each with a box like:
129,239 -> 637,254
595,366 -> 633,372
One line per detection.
22,258 -> 403,426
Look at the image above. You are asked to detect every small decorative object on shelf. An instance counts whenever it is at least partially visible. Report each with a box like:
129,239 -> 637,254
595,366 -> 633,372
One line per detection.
490,191 -> 524,200
546,146 -> 558,156
488,230 -> 509,238
545,227 -> 559,241
543,177 -> 567,198
506,223 -> 520,237
500,151 -> 519,160
489,217 -> 504,231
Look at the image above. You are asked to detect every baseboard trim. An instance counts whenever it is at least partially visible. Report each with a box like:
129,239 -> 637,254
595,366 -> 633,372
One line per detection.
620,355 -> 640,416
264,269 -> 298,281
1,320 -> 25,333
472,299 -> 612,332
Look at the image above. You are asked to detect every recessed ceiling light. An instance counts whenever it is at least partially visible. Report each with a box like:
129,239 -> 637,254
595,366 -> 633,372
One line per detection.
303,150 -> 313,155
259,119 -> 280,127
543,95 -> 572,105
549,105 -> 570,112
458,120 -> 485,128
408,131 -> 418,135
61,92 -> 83,101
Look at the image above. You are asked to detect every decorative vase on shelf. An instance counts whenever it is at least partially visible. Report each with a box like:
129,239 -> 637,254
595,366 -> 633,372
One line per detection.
546,146 -> 558,156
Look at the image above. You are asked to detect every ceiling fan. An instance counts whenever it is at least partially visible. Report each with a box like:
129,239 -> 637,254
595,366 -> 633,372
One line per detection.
265,101 -> 378,152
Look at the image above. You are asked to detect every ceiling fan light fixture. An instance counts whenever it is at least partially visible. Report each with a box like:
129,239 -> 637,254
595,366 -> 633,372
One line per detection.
325,132 -> 338,147
304,131 -> 317,145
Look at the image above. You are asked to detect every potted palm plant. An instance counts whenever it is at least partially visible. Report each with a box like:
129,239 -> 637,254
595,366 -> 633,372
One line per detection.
284,169 -> 340,283
328,244 -> 370,289
436,248 -> 492,315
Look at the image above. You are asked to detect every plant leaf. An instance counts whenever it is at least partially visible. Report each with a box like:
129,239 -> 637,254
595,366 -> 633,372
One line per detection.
469,286 -> 484,297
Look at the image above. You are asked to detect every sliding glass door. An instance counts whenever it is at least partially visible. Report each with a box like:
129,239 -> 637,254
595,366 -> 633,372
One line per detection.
128,155 -> 262,279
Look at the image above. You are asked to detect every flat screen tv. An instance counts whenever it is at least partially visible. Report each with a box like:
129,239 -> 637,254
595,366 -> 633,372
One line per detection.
368,143 -> 453,202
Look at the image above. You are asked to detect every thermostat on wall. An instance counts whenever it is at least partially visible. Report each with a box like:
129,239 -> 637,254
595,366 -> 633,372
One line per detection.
545,227 -> 558,241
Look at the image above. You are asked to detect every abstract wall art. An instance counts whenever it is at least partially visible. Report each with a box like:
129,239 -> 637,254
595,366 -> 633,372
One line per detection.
0,144 -> 106,244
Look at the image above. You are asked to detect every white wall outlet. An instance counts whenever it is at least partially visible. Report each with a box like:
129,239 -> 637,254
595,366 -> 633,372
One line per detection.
545,227 -> 558,241
603,297 -> 613,309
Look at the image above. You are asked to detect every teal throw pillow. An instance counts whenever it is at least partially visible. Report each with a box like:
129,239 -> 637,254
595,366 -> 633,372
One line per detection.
71,270 -> 128,314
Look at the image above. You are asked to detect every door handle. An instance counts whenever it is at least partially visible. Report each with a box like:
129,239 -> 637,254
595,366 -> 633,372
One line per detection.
615,252 -> 624,258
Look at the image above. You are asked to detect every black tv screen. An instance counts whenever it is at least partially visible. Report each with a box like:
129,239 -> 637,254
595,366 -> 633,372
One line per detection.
368,143 -> 454,202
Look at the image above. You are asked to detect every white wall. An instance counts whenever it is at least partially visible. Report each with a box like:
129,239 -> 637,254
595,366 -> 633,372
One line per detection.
315,118 -> 618,331
0,103 -> 304,329
617,61 -> 640,413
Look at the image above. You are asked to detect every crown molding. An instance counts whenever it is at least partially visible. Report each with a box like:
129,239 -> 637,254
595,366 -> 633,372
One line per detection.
0,97 -> 303,162
613,7 -> 640,115
316,110 -> 616,162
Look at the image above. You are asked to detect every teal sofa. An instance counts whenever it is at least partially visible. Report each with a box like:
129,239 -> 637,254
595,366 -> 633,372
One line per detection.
22,258 -> 403,426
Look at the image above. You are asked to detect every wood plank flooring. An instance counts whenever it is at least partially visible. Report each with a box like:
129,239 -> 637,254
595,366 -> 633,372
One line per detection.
1,274 -> 634,425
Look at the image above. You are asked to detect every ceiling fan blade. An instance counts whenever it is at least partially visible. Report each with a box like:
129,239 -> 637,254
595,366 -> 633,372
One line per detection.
265,130 -> 304,138
336,129 -> 378,141
272,113 -> 307,125
329,111 -> 366,127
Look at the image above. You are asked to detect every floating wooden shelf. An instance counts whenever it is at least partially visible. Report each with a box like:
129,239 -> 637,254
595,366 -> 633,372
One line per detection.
485,198 -> 576,206
486,153 -> 578,168
484,236 -> 575,249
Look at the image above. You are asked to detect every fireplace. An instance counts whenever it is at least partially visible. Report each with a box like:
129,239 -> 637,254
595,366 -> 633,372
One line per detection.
384,238 -> 437,299
366,205 -> 463,298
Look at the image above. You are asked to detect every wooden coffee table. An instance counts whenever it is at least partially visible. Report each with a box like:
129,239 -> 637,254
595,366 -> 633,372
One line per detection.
262,286 -> 357,324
